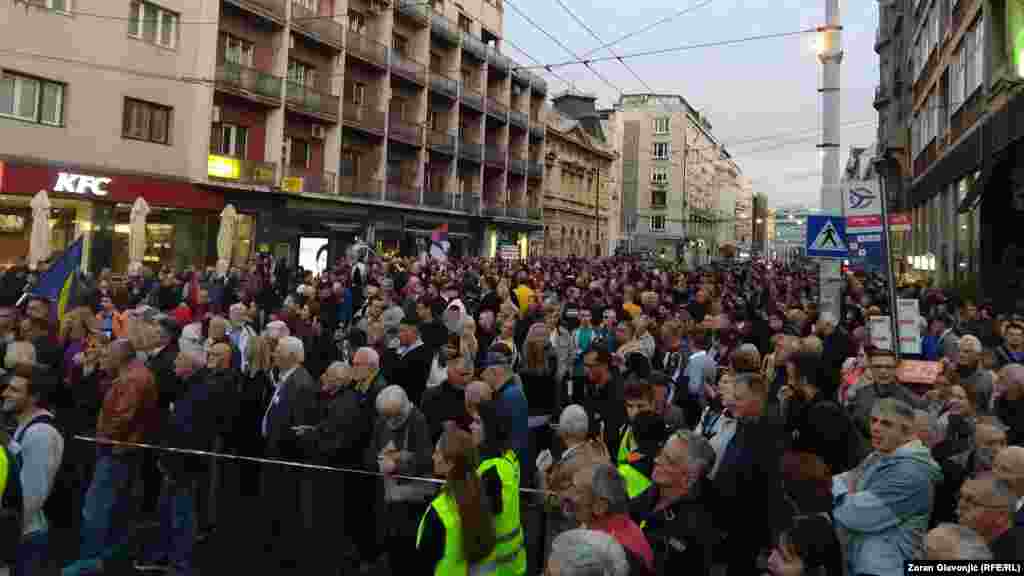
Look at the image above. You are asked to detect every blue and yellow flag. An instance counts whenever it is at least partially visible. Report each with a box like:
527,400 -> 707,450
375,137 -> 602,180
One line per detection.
33,236 -> 83,323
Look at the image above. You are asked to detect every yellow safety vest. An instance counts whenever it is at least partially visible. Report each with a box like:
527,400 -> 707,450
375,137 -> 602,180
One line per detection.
617,425 -> 637,465
477,450 -> 526,576
618,462 -> 652,500
417,490 -> 498,576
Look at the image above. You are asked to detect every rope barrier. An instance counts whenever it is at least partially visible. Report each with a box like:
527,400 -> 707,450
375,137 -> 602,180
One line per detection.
73,435 -> 557,497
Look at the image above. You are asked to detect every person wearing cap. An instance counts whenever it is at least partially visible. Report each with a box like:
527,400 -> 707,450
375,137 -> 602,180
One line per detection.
480,343 -> 529,473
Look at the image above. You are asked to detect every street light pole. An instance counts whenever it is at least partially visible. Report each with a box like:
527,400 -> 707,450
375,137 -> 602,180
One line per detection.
818,0 -> 844,322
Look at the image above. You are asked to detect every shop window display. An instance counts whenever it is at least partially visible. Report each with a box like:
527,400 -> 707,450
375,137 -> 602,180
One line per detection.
0,199 -> 82,268
111,206 -> 214,272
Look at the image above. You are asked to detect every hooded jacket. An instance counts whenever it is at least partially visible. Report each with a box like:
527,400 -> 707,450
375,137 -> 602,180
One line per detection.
833,440 -> 942,576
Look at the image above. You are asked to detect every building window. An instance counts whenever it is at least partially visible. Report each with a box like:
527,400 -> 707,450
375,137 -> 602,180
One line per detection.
393,34 -> 408,56
349,81 -> 366,105
653,117 -> 670,134
951,39 -> 965,112
288,60 -> 318,87
295,0 -> 319,11
651,167 -> 668,183
222,34 -> 254,67
0,71 -> 64,126
972,15 -> 984,93
129,1 -> 179,49
210,123 -> 247,158
651,215 -> 665,231
123,98 -> 171,144
348,11 -> 366,34
32,0 -> 69,11
458,14 -> 472,32
653,142 -> 670,159
288,138 -> 311,169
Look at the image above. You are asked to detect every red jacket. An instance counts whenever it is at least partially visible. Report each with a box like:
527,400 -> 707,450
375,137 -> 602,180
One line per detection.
96,360 -> 160,452
592,513 -> 655,574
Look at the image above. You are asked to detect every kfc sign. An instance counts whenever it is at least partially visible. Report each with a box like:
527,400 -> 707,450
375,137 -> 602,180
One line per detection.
53,172 -> 111,196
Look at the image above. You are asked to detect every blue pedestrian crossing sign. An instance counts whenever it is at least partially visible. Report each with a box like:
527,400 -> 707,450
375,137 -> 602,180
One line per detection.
806,215 -> 848,259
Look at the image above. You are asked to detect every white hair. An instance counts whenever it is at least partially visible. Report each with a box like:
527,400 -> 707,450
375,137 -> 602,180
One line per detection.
818,311 -> 837,326
278,336 -> 304,363
264,321 -> 290,340
376,384 -> 409,413
354,346 -> 380,369
178,346 -> 206,369
558,404 -> 589,439
548,529 -> 629,576
179,322 -> 204,354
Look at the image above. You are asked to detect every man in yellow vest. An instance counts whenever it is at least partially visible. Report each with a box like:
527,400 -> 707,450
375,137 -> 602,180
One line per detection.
618,377 -> 656,466
473,402 -> 526,576
618,412 -> 667,502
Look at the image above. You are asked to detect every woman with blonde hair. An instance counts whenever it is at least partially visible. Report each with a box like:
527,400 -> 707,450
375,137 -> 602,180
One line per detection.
416,424 -> 497,575
61,306 -> 99,401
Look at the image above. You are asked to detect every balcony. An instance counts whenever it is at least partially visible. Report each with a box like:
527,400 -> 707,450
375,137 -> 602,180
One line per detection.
459,141 -> 482,162
385,180 -> 421,204
225,0 -> 286,23
286,81 -> 340,121
484,146 -> 505,169
873,85 -> 890,109
487,50 -> 511,74
462,86 -> 483,112
207,155 -> 277,186
347,31 -> 388,69
215,62 -> 282,103
509,156 -> 526,176
290,2 -> 344,50
528,160 -> 543,179
529,122 -> 544,139
461,31 -> 487,61
650,194 -> 667,210
343,101 -> 386,135
481,203 -> 541,221
428,130 -> 456,155
388,115 -> 423,146
422,187 -> 450,208
509,109 -> 528,129
283,167 -> 336,194
431,13 -> 460,45
337,175 -> 383,200
529,72 -> 548,96
485,97 -> 507,122
391,50 -> 426,85
395,0 -> 429,26
429,71 -> 459,99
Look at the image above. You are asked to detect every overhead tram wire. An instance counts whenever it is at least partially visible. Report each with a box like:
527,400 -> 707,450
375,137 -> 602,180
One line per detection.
511,28 -> 818,72
576,0 -> 716,59
503,36 -> 577,92
503,0 -> 626,97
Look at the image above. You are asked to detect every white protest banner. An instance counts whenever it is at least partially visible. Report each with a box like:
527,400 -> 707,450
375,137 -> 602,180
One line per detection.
897,298 -> 922,355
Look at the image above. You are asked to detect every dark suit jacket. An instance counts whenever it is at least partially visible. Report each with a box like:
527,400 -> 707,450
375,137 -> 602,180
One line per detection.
147,342 -> 181,413
393,343 -> 433,406
264,365 -> 318,459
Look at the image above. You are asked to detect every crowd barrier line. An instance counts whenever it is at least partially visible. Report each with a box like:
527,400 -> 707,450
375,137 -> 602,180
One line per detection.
73,435 -> 557,497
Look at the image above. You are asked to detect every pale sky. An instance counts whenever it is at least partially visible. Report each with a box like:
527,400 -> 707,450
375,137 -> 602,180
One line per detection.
503,0 -> 880,207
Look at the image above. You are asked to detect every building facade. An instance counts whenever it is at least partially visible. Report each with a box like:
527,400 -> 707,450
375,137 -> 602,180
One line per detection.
0,0 -> 547,270
615,93 -> 745,263
876,0 -> 1024,309
539,93 -> 615,257
735,176 -> 753,247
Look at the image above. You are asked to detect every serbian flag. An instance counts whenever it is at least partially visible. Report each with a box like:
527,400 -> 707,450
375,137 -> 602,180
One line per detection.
430,224 -> 450,262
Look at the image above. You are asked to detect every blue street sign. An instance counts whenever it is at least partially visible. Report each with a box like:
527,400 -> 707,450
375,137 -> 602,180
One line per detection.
806,215 -> 848,259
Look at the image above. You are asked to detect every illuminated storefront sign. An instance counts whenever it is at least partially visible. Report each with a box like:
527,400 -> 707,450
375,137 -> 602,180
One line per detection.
208,155 -> 241,179
53,172 -> 112,196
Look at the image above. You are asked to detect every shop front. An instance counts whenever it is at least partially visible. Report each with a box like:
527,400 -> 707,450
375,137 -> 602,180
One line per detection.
0,160 -> 225,273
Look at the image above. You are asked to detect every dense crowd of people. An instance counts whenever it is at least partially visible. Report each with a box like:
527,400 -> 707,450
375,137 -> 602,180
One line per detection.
0,250 -> 1021,576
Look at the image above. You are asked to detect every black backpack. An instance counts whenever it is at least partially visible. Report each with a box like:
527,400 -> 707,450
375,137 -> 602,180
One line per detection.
0,433 -> 23,563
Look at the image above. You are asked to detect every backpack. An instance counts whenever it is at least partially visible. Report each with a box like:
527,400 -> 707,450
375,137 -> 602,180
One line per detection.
11,414 -> 68,536
814,400 -> 870,473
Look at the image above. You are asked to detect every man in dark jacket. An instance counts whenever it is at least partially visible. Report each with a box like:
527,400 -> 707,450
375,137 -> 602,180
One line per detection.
713,372 -> 787,576
420,349 -> 472,444
392,317 -> 433,406
815,312 -> 853,401
582,347 -> 626,456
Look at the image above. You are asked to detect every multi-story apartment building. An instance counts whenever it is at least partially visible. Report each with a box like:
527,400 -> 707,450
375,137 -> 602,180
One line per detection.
599,105 -> 624,254
538,92 -> 615,257
875,0 -> 1024,308
735,176 -> 753,246
616,93 -> 744,262
0,0 -> 547,270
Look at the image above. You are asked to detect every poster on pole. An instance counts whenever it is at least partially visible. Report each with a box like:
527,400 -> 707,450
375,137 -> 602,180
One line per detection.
897,298 -> 922,355
870,316 -> 894,351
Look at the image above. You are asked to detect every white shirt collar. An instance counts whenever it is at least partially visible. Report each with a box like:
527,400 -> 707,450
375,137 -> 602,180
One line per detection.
1017,496 -> 1023,513
277,365 -> 299,388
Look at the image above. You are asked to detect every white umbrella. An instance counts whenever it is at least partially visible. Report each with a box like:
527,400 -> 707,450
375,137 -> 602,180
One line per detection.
28,190 -> 52,270
128,197 -> 151,273
217,204 -> 238,274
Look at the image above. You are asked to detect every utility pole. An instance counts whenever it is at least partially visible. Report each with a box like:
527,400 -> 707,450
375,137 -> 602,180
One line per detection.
818,0 -> 844,322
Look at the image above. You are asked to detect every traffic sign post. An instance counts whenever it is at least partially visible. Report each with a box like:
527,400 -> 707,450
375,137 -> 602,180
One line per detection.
806,215 -> 848,259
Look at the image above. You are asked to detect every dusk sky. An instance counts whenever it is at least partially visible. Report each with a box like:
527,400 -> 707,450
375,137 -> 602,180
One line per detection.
502,0 -> 880,207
